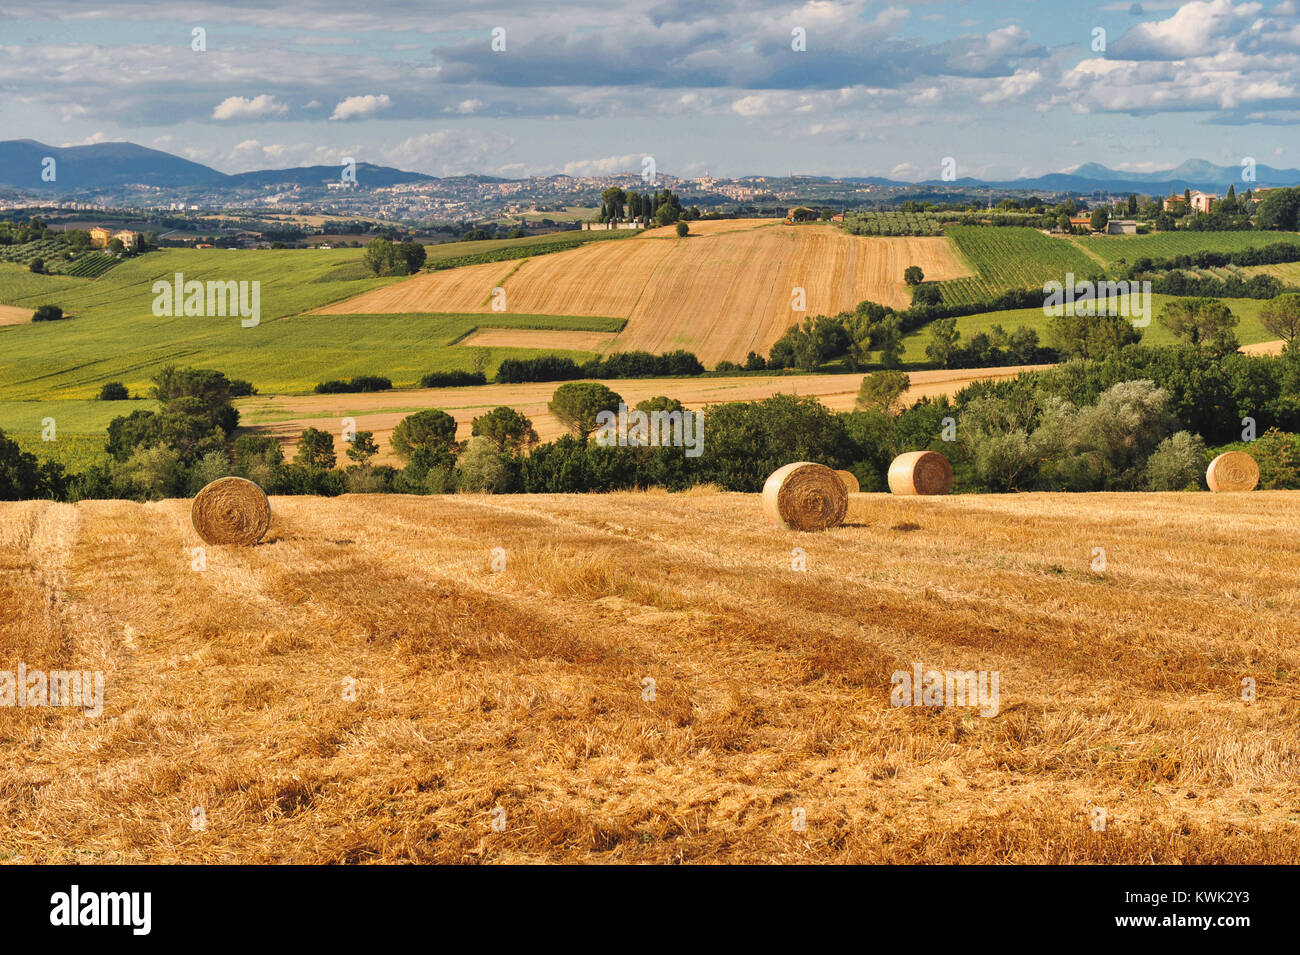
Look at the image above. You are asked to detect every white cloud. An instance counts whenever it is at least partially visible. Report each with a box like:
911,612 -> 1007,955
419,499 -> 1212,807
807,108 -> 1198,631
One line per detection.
212,94 -> 288,121
561,153 -> 644,177
330,93 -> 392,120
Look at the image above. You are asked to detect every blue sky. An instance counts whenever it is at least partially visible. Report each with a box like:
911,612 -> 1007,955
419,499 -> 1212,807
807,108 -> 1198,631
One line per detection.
1,0 -> 1298,180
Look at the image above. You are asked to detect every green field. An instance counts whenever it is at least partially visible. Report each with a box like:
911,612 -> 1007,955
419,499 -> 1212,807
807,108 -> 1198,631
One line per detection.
0,263 -> 85,302
1072,230 -> 1300,266
5,430 -> 114,472
898,294 -> 1277,363
939,227 -> 1100,305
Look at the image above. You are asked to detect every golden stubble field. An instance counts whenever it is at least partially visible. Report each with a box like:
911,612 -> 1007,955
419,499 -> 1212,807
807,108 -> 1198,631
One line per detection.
1,490 -> 1297,864
312,224 -> 972,364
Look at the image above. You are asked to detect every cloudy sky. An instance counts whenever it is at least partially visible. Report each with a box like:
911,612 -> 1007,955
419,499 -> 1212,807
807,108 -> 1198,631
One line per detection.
1,0 -> 1298,180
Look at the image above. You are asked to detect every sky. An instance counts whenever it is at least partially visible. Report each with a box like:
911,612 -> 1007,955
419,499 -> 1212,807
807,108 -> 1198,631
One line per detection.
1,0 -> 1299,181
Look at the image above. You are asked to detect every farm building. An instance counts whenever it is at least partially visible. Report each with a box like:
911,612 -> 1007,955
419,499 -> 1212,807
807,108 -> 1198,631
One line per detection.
1107,219 -> 1138,235
88,227 -> 139,250
1163,194 -> 1188,211
1190,191 -> 1217,213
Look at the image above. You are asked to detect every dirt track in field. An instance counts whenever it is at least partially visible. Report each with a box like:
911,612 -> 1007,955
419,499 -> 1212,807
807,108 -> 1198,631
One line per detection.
240,365 -> 1047,465
2,489 -> 1297,863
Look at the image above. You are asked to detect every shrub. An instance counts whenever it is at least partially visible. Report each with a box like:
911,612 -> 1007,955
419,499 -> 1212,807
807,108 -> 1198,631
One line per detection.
32,304 -> 64,322
1210,428 -> 1300,489
99,382 -> 129,401
29,258 -> 44,274
313,376 -> 392,394
455,436 -> 515,493
420,370 -> 487,388
1145,431 -> 1207,491
675,221 -> 689,237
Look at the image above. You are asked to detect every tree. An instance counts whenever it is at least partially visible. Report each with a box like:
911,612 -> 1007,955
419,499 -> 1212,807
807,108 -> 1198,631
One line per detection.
675,221 -> 689,237
363,237 -> 395,276
1048,310 -> 1141,359
29,257 -> 44,274
99,382 -> 129,401
1127,194 -> 1138,216
346,430 -> 379,465
903,265 -> 924,286
855,371 -> 910,414
1260,292 -> 1300,347
471,406 -> 538,453
1089,208 -> 1110,233
1057,213 -> 1073,233
925,318 -> 960,368
455,436 -> 515,492
1158,297 -> 1239,350
395,241 -> 426,274
0,428 -> 50,500
601,187 -> 626,220
548,382 -> 623,439
875,316 -> 905,368
1256,187 -> 1300,231
391,409 -> 459,458
107,238 -> 125,254
32,304 -> 63,322
295,427 -> 336,470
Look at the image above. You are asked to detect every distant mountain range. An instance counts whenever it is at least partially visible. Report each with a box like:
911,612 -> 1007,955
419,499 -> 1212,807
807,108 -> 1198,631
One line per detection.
0,140 -> 435,192
2,139 -> 1297,196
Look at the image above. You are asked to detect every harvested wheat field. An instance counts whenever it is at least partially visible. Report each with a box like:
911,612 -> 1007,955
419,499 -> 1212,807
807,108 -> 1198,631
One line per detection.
637,217 -> 779,238
240,365 -> 1046,465
311,225 -> 972,364
2,491 -> 1298,863
0,305 -> 33,327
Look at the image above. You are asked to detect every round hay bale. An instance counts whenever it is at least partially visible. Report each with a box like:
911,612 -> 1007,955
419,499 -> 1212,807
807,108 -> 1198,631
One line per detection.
191,477 -> 271,546
888,450 -> 953,496
762,462 -> 848,532
833,469 -> 860,495
1206,451 -> 1259,492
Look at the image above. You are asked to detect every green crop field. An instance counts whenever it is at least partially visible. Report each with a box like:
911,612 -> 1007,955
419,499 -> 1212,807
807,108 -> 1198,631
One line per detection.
4,430 -> 114,472
938,227 -> 1100,305
0,263 -> 85,302
898,293 -> 1277,364
1072,230 -> 1300,266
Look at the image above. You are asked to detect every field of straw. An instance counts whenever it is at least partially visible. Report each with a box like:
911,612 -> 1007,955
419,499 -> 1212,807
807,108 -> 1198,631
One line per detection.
238,364 -> 1046,465
312,225 -> 971,364
2,490 -> 1297,863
